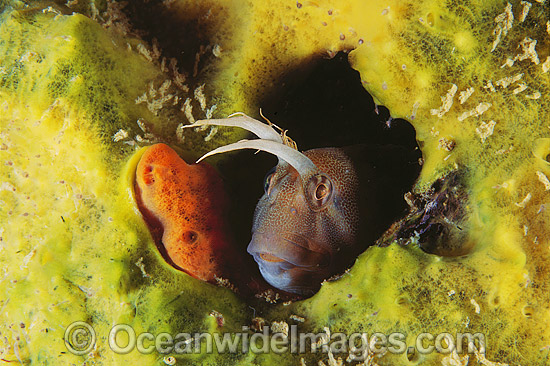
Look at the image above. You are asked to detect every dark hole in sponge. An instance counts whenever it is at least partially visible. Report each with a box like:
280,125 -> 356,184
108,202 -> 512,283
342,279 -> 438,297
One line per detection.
124,0 -> 219,81
259,51 -> 422,221
223,51 -> 422,272
259,52 -> 421,153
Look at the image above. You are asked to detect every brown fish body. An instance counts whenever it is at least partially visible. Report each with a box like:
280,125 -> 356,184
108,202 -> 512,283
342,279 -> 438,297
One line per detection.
248,145 -> 417,296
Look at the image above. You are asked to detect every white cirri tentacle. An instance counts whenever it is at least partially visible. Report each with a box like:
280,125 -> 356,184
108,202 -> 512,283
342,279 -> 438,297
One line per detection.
196,139 -> 318,177
183,113 -> 283,143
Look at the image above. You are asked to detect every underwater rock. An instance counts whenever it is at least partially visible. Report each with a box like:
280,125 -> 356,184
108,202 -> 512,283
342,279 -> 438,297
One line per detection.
378,170 -> 472,257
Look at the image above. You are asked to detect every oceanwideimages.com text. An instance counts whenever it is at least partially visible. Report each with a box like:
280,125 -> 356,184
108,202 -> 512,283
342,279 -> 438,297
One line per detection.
65,321 -> 486,360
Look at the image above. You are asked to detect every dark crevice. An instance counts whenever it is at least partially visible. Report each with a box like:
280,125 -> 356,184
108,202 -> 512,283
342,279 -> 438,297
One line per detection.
220,52 -> 424,294
254,51 -> 423,230
259,52 -> 421,153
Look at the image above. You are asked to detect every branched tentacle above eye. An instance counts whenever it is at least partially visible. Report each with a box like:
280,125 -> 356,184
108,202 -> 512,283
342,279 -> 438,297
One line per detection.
183,113 -> 284,143
189,113 -> 322,183
195,139 -> 319,180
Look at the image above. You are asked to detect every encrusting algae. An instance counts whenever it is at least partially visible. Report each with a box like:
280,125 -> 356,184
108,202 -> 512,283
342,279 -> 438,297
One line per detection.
0,0 -> 549,365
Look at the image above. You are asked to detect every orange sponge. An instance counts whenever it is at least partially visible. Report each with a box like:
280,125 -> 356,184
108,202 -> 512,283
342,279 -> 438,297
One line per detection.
134,143 -> 233,282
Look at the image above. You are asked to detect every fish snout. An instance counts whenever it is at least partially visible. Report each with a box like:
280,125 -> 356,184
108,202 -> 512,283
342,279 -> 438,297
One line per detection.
248,232 -> 330,267
247,232 -> 333,295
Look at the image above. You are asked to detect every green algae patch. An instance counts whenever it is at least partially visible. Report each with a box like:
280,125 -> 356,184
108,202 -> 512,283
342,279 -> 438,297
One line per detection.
0,7 -> 251,365
286,241 -> 539,365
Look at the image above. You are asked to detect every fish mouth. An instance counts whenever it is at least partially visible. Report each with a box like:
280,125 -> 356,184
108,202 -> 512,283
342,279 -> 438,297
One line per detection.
247,232 -> 332,295
255,259 -> 327,296
247,232 -> 330,269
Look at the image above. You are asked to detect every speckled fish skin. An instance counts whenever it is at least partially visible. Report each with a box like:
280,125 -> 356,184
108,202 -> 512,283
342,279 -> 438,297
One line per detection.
134,143 -> 234,282
248,146 -> 419,296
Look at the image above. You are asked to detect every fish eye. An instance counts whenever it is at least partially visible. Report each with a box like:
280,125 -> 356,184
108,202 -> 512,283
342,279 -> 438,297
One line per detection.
263,166 -> 277,193
307,174 -> 333,209
315,183 -> 329,200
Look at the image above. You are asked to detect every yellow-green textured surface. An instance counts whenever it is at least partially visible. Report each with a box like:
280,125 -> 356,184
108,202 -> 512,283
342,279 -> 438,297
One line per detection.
0,0 -> 549,365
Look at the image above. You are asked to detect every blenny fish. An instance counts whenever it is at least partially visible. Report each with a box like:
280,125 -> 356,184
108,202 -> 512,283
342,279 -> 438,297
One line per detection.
187,114 -> 420,296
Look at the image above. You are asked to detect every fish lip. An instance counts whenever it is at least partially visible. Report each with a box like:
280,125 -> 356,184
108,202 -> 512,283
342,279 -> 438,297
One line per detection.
256,260 -> 324,296
247,232 -> 330,269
